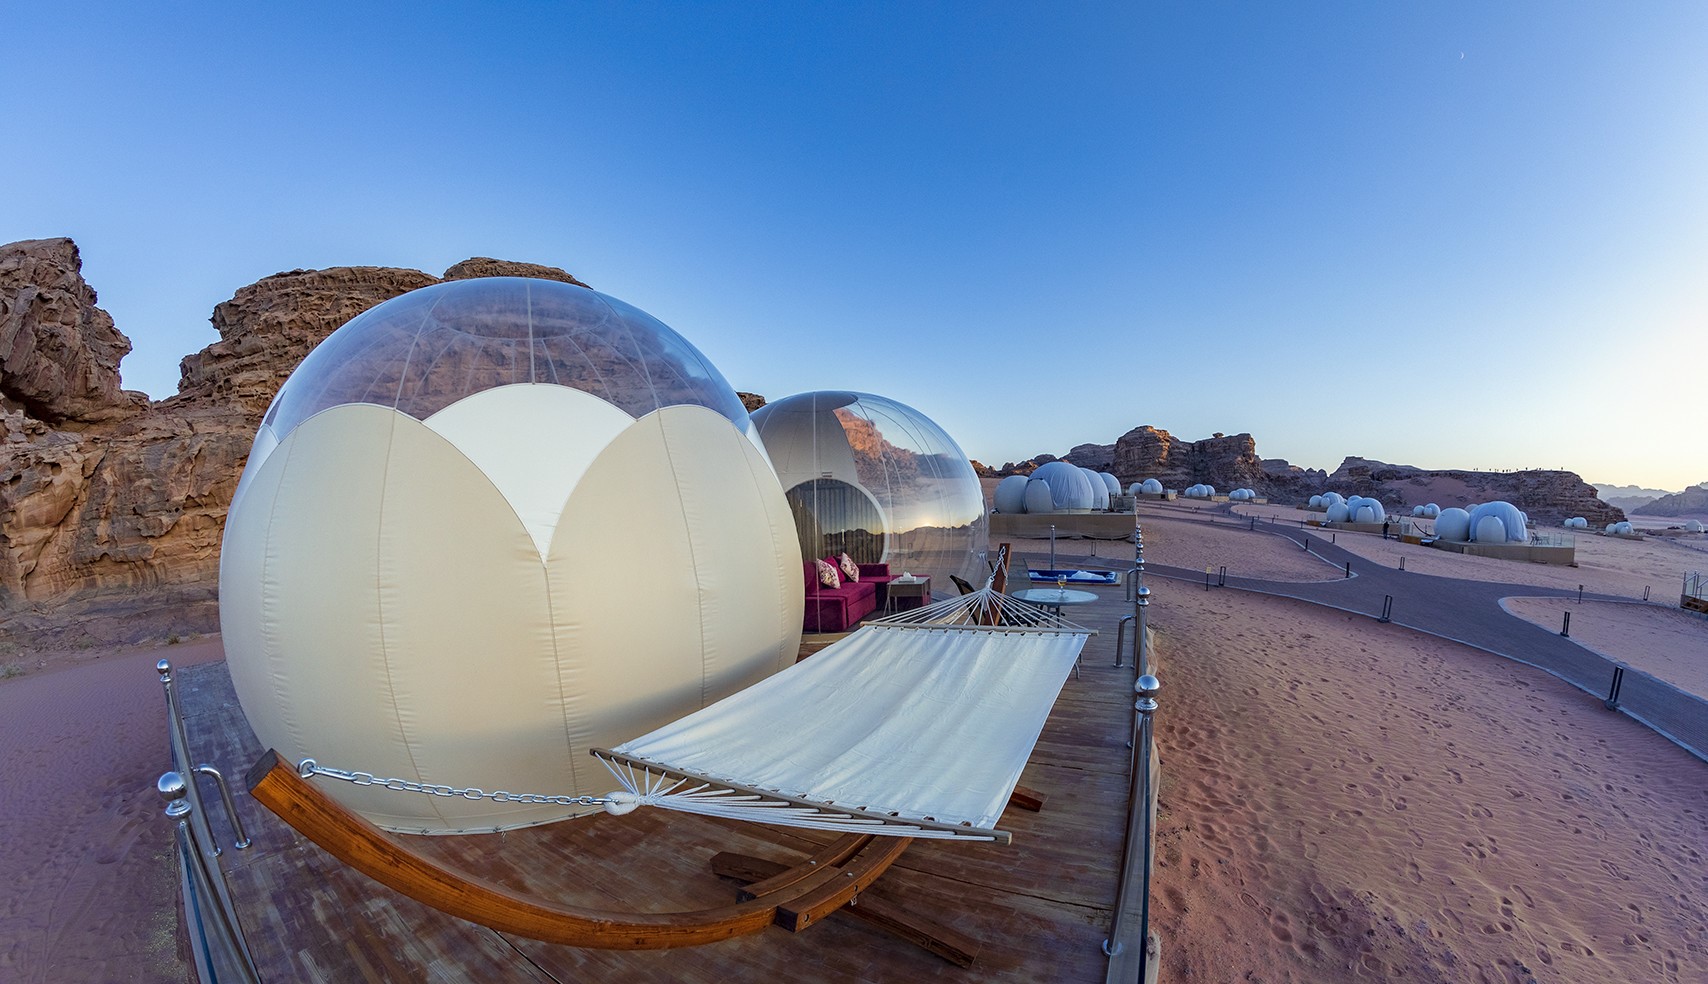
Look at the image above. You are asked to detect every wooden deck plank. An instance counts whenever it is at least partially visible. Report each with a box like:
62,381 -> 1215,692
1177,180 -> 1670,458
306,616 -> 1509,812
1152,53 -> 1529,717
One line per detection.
173,548 -> 1148,981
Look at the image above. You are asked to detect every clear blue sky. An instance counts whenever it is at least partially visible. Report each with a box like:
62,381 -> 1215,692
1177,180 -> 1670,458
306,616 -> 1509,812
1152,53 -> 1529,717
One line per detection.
5,2 -> 1704,489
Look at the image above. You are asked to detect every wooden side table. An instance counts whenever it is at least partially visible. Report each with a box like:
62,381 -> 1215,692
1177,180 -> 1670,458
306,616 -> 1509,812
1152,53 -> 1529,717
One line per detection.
884,576 -> 932,614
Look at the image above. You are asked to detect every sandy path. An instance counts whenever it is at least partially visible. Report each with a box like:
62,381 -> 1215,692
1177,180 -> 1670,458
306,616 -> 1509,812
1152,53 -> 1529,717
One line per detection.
1148,584 -> 1708,982
0,639 -> 221,984
1501,599 -> 1708,699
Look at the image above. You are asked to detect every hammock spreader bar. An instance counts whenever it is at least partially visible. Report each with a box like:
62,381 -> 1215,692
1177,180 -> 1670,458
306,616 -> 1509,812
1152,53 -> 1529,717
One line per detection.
592,747 -> 1010,844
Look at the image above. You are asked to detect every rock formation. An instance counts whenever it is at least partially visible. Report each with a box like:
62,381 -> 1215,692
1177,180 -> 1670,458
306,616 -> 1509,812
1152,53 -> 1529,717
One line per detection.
1109,426 -> 1275,493
1634,483 -> 1708,518
1017,423 -> 1621,527
0,239 -> 590,652
1,239 -> 149,424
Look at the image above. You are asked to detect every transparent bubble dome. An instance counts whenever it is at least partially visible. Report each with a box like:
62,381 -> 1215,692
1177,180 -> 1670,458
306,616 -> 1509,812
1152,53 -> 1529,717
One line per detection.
260,277 -> 748,442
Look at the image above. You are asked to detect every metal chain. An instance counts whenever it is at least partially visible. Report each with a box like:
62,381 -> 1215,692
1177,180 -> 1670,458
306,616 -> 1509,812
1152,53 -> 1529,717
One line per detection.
298,759 -> 611,807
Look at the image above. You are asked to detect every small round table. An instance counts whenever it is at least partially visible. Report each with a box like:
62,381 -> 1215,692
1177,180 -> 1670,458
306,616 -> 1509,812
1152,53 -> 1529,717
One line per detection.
1010,587 -> 1099,620
1009,588 -> 1098,678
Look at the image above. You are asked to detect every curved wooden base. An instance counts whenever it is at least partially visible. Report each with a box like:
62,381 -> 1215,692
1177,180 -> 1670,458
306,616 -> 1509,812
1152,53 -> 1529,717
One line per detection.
245,749 -> 911,949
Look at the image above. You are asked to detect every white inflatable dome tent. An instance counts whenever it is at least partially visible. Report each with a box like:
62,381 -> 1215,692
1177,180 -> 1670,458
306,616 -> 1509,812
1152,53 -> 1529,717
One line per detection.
1130,478 -> 1164,496
751,391 -> 988,588
1468,501 -> 1528,544
1025,461 -> 1098,512
993,474 -> 1030,514
1434,507 -> 1472,541
1078,466 -> 1112,510
221,277 -> 804,834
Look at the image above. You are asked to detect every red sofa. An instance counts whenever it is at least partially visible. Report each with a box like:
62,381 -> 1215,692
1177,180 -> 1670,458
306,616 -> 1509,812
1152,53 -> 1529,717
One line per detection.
802,559 -> 895,633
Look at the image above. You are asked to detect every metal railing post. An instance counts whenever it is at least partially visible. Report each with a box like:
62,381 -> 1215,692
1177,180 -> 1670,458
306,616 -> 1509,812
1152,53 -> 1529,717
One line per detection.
1560,611 -> 1571,637
1104,674 -> 1159,974
159,773 -> 262,984
157,661 -> 260,978
1135,586 -> 1151,675
1113,615 -> 1134,668
1050,524 -> 1057,570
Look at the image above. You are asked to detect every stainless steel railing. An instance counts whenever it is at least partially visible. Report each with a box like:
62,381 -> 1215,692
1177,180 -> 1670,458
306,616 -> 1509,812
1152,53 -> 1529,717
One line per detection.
156,659 -> 261,983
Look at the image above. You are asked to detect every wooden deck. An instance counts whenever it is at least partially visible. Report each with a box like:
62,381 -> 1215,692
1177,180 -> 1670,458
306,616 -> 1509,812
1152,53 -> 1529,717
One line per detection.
175,566 -> 1146,981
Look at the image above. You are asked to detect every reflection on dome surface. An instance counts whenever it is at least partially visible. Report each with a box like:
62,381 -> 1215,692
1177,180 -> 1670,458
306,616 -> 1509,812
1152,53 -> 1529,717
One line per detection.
752,391 -> 988,590
258,276 -> 748,445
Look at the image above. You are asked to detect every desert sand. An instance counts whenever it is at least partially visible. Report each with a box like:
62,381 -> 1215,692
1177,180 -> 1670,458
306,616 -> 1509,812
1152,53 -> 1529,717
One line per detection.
4,502 -> 1706,982
0,639 -> 222,984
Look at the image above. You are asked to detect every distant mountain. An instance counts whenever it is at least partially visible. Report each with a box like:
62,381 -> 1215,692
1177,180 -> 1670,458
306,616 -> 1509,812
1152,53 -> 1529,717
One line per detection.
1592,481 -> 1676,513
1632,483 -> 1708,518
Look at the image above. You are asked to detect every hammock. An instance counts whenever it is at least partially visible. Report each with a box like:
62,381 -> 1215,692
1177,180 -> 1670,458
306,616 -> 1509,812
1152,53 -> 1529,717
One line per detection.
593,588 -> 1092,843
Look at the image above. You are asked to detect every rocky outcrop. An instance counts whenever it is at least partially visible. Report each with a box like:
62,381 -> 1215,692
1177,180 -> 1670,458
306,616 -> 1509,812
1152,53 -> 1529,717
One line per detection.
0,239 -> 148,424
1634,483 -> 1708,517
1110,426 -> 1269,493
0,241 -> 593,652
1027,422 -> 1622,526
737,392 -> 766,413
1308,458 -> 1625,527
441,257 -> 590,287
172,265 -> 440,412
1061,443 -> 1115,471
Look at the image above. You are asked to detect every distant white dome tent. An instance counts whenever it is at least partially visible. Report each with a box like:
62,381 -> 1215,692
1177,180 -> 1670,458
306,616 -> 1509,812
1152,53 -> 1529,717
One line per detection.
1687,520 -> 1705,533
1078,466 -> 1112,510
1135,478 -> 1164,495
1422,503 -> 1440,518
1023,478 -> 1057,513
752,390 -> 988,588
1028,461 -> 1097,512
1412,505 -> 1425,517
1310,495 -> 1326,508
1098,472 -> 1122,496
1606,521 -> 1635,535
221,277 -> 804,834
1346,496 -> 1386,524
1228,488 -> 1257,501
1563,517 -> 1589,529
993,474 -> 1030,514
1467,501 -> 1528,544
1434,507 -> 1472,542
1184,483 -> 1216,499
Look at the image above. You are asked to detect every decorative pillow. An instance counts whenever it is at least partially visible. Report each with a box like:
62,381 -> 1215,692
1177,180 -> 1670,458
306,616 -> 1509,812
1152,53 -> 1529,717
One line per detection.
814,558 -> 841,589
837,552 -> 860,582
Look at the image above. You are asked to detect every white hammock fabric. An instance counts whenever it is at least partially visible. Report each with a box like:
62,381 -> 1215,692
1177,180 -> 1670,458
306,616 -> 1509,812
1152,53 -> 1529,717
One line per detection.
594,588 -> 1092,843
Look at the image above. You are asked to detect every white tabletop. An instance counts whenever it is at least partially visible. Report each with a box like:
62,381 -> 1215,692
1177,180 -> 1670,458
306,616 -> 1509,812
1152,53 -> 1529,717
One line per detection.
1010,588 -> 1099,606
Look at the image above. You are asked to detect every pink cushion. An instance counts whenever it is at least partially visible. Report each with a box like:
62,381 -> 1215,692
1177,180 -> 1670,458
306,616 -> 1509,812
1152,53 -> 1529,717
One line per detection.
837,552 -> 860,583
814,558 -> 841,589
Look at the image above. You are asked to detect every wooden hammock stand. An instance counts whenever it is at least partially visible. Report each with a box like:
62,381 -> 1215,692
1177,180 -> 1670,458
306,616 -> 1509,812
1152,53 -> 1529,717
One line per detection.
240,543 -> 1051,968
246,750 -> 984,965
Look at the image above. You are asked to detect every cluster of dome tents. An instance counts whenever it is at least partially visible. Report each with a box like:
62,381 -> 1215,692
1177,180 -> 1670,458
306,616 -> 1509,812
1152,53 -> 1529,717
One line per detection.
1183,483 -> 1216,498
1430,502 -> 1530,544
1227,488 -> 1259,501
1128,478 -> 1165,496
992,461 -> 1122,514
1308,491 -> 1387,525
1411,503 -> 1441,518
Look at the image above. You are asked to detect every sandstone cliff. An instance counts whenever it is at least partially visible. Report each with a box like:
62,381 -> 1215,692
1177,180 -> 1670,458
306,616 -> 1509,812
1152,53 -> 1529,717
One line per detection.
1634,483 -> 1708,518
0,240 -> 588,652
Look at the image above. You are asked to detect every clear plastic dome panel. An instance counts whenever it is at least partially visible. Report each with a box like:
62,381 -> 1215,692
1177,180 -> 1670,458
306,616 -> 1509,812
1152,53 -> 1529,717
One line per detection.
262,278 -> 748,442
752,391 -> 988,588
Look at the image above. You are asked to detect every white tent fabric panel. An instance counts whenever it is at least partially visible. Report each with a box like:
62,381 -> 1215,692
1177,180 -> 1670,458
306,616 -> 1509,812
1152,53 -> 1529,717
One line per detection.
547,406 -> 803,787
612,622 -> 1086,831
424,384 -> 635,561
222,404 -> 570,832
222,402 -> 803,835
